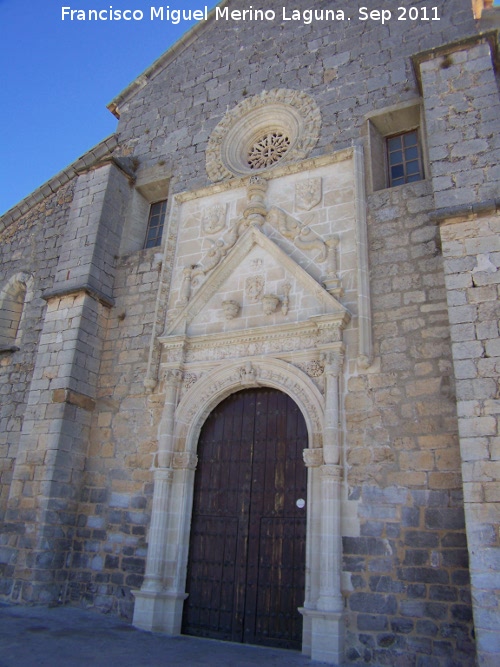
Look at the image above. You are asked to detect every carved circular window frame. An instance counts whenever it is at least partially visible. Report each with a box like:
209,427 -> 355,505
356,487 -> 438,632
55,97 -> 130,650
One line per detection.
206,89 -> 321,182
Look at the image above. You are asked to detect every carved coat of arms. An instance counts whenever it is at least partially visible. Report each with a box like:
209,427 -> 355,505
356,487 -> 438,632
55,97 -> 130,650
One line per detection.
295,177 -> 322,211
202,203 -> 227,235
245,275 -> 265,302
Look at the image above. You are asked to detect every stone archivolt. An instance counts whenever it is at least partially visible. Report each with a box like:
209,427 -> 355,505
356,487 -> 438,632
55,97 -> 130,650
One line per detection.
171,357 -> 326,449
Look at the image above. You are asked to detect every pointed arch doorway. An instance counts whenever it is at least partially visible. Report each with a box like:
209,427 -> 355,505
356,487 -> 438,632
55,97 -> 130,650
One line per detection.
182,387 -> 308,650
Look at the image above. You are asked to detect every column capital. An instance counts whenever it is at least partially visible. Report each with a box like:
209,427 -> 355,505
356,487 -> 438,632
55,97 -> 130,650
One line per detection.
172,452 -> 198,470
165,368 -> 183,384
322,351 -> 344,377
303,447 -> 324,468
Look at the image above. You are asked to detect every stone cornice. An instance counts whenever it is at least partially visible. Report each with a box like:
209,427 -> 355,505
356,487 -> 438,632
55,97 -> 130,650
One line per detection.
432,198 -> 500,224
42,284 -> 115,308
159,315 -> 348,365
174,149 -> 354,204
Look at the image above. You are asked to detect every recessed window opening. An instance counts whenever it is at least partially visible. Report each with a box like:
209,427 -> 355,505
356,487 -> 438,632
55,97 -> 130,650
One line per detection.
387,130 -> 423,187
144,199 -> 167,249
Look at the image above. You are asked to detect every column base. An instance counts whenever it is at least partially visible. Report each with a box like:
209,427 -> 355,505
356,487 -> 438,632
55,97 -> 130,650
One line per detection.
132,589 -> 187,634
299,608 -> 344,665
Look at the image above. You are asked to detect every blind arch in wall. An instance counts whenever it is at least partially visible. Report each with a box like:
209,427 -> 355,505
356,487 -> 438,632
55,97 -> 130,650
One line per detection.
0,273 -> 31,351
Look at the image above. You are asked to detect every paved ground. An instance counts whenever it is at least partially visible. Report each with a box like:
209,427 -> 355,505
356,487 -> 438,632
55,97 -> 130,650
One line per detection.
0,603 -> 331,667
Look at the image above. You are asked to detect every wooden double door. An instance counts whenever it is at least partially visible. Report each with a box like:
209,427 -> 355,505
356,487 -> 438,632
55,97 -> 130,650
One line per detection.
182,388 -> 308,649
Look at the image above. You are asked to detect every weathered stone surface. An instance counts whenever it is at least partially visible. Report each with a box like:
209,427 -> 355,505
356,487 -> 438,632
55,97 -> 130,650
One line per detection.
1,1 -> 499,665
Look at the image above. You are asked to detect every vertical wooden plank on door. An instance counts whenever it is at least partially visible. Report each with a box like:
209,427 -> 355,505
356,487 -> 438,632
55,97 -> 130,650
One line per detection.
183,389 -> 307,650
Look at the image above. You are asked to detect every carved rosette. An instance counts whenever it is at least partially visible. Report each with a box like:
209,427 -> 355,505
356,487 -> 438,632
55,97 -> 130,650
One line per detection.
305,360 -> 325,377
183,373 -> 198,392
295,362 -> 325,393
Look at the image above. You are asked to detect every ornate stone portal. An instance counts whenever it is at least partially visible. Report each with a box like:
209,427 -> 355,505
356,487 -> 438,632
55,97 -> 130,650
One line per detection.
134,136 -> 371,664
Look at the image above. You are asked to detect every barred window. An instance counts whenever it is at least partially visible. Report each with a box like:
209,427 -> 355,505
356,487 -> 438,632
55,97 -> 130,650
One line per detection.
144,200 -> 167,249
387,130 -> 424,187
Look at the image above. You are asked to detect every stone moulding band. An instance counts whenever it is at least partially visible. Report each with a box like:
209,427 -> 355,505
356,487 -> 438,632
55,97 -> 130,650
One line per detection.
42,284 -> 115,309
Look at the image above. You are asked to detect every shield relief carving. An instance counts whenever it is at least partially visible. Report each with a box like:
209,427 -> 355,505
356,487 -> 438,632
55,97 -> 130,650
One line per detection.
202,203 -> 228,235
295,177 -> 322,211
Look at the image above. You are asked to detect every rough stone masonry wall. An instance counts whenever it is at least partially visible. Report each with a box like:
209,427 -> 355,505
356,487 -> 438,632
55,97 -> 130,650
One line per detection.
440,212 -> 500,667
0,183 -> 74,526
114,0 -> 476,197
342,180 -> 474,666
417,38 -> 500,210
61,248 -> 164,618
1,161 -> 132,604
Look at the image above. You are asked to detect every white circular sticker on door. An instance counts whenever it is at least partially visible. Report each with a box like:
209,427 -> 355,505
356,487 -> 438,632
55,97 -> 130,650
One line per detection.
296,498 -> 306,509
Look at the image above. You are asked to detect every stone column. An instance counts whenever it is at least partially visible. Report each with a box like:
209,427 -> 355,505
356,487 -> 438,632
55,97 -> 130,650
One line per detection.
302,352 -> 345,664
139,468 -> 174,593
133,369 -> 183,632
322,352 -> 343,466
316,464 -> 343,613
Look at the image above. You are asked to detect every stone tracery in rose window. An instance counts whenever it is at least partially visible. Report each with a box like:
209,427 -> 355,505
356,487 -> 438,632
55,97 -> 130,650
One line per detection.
247,132 -> 291,170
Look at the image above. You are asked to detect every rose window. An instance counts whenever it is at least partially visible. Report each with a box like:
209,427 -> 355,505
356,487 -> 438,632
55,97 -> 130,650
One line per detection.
206,89 -> 321,182
247,132 -> 291,170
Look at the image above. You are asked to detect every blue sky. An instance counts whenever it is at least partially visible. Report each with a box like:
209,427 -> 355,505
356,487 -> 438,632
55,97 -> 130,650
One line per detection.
1,1 -> 498,215
1,1 -> 218,214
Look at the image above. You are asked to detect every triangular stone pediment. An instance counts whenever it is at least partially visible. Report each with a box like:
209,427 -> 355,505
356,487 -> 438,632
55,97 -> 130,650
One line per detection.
166,225 -> 348,337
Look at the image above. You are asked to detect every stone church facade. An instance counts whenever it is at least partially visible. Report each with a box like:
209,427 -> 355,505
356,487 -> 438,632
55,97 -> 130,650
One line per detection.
1,1 -> 499,665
